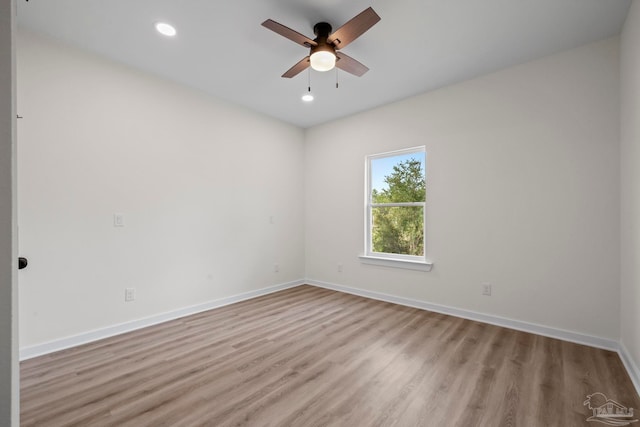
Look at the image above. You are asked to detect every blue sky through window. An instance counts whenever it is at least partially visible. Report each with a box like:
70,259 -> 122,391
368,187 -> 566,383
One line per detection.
371,152 -> 426,193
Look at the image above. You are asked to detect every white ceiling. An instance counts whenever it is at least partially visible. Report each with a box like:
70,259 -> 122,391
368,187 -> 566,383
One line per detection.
17,0 -> 631,128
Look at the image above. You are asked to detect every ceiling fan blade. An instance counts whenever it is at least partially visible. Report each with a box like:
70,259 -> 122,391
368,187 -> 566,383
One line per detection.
262,19 -> 318,48
335,52 -> 369,77
282,56 -> 311,78
328,7 -> 381,50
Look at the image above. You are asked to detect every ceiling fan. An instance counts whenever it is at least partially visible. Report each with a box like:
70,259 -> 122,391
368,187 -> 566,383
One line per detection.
262,7 -> 381,78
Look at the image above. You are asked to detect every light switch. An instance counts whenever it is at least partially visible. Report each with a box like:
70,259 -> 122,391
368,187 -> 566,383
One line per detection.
114,213 -> 125,227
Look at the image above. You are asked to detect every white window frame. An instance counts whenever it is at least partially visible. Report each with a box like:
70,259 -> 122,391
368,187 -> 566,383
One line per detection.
360,146 -> 433,271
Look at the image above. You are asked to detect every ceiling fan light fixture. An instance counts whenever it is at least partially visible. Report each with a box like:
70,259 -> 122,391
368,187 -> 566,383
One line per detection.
155,22 -> 177,37
310,50 -> 336,72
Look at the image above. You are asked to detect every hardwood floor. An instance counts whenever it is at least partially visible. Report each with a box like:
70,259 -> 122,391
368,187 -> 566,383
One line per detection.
21,285 -> 640,426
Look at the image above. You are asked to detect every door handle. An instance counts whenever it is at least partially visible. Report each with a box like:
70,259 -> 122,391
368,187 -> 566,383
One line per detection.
18,257 -> 28,270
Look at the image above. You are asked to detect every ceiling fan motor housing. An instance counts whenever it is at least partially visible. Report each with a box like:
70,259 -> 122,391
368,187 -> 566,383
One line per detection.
313,22 -> 332,38
311,22 -> 335,55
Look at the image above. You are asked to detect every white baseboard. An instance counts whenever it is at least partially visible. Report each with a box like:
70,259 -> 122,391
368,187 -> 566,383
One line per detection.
20,279 -> 305,360
306,279 -> 619,352
618,342 -> 640,397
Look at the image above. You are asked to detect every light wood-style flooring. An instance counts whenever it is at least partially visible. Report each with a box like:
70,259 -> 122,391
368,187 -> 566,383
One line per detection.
21,285 -> 640,426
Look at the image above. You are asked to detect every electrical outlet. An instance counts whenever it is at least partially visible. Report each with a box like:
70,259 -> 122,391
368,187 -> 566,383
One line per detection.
337,264 -> 343,272
482,283 -> 492,296
274,264 -> 279,273
125,288 -> 136,302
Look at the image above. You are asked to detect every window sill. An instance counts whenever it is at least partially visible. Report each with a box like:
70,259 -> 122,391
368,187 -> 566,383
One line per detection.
359,255 -> 433,272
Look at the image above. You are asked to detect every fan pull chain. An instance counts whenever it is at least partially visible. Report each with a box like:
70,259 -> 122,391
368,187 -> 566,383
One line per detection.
308,68 -> 312,93
336,68 -> 339,89
301,68 -> 314,102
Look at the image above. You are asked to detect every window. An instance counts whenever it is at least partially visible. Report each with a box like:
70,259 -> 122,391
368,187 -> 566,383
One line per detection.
361,147 -> 432,271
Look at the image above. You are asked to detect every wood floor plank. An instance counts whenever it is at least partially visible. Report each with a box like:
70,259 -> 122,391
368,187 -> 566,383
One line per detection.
20,285 -> 640,426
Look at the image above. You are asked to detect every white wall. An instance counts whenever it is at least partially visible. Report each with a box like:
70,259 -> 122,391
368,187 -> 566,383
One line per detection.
305,38 -> 621,340
17,25 -> 626,359
621,0 -> 640,381
17,32 -> 305,348
0,0 -> 18,424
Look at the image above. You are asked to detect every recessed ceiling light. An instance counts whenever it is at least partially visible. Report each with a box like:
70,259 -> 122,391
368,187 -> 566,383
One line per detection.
302,93 -> 314,102
155,22 -> 176,37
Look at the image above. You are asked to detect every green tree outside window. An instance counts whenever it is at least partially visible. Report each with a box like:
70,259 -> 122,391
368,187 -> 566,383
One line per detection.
370,157 -> 426,256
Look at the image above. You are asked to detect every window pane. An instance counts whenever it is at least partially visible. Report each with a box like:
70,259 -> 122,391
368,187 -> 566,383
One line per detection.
372,206 -> 424,256
371,153 -> 426,203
